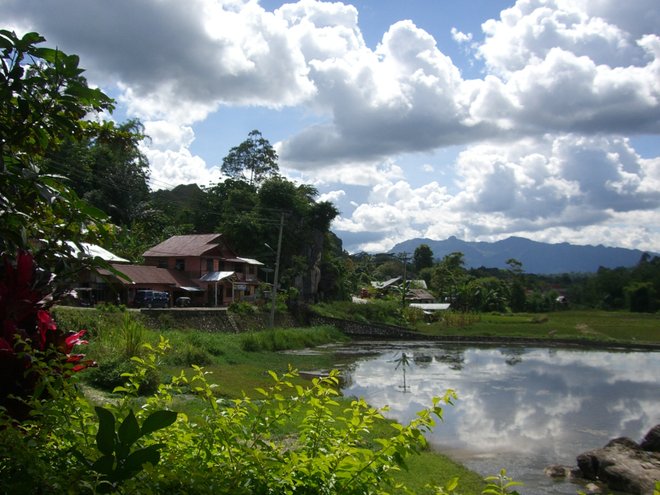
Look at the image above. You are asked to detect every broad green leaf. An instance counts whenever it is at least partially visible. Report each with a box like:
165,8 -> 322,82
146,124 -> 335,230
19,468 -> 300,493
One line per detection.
95,407 -> 116,455
33,47 -> 59,63
141,410 -> 178,437
118,410 -> 140,447
124,444 -> 163,472
91,454 -> 115,476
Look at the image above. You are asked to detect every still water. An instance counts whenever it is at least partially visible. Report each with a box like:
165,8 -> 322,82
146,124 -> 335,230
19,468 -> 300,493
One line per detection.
333,342 -> 660,494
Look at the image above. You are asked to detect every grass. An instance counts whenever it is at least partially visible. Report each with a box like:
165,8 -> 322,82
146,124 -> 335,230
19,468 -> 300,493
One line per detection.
416,310 -> 660,344
156,325 -> 348,397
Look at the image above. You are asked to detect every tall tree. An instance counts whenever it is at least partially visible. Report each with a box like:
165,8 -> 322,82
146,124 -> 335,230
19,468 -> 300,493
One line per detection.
506,258 -> 526,312
42,119 -> 150,225
431,252 -> 468,304
413,244 -> 434,272
221,129 -> 279,186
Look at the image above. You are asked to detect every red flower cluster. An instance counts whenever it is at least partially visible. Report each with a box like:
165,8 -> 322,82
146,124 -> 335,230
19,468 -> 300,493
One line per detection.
1,251 -> 93,418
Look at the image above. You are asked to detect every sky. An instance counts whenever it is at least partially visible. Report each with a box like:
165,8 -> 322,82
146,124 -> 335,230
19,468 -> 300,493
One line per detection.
3,0 -> 660,254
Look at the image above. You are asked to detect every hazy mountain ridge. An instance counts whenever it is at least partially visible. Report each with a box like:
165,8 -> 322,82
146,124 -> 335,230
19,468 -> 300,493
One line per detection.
389,236 -> 656,274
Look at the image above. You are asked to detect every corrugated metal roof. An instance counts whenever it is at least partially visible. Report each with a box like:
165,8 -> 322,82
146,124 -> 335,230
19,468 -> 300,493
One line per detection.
143,234 -> 226,257
409,303 -> 450,311
371,277 -> 402,289
104,264 -> 200,289
66,241 -> 130,263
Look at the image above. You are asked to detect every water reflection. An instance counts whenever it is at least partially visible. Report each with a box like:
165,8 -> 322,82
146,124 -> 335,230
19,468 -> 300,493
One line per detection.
339,342 -> 660,495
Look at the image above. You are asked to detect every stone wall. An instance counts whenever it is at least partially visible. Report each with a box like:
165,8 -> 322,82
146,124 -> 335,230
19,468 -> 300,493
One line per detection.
308,315 -> 426,339
139,308 -> 296,333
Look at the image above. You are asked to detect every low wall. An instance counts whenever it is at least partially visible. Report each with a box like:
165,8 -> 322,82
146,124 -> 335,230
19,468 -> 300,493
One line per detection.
139,308 -> 297,333
308,315 -> 425,339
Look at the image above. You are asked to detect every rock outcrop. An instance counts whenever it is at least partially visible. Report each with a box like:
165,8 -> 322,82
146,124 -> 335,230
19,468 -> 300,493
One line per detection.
576,426 -> 660,495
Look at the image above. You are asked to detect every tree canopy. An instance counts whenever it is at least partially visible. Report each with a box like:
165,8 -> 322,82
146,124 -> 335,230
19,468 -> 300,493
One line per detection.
221,129 -> 279,186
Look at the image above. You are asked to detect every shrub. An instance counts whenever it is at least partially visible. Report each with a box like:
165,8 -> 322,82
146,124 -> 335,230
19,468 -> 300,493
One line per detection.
0,252 -> 93,420
228,301 -> 257,315
168,343 -> 214,367
86,355 -> 137,391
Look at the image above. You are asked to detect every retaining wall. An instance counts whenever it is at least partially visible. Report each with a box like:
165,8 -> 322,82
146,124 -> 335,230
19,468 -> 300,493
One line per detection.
139,308 -> 296,333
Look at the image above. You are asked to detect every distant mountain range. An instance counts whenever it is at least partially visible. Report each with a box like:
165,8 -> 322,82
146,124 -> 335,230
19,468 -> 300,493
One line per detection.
389,236 -> 657,274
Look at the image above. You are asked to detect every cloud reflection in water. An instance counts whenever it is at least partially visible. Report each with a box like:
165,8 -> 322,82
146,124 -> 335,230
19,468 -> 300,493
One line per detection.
341,344 -> 660,493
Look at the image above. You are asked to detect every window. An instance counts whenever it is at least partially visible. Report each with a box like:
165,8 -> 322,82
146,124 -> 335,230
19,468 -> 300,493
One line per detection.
157,260 -> 167,269
225,285 -> 232,297
175,259 -> 185,271
206,258 -> 214,272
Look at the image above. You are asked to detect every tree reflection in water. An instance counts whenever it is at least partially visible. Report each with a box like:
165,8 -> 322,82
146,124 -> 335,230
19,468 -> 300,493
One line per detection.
392,352 -> 411,392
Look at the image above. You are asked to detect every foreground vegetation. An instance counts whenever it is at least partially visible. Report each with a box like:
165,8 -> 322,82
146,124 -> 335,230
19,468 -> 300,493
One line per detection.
3,306 -> 489,494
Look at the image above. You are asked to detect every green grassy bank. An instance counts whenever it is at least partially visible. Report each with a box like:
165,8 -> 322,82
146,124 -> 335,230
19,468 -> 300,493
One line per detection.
416,309 -> 660,344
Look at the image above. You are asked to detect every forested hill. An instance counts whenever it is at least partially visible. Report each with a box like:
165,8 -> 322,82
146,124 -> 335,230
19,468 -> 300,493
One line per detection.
389,236 -> 656,274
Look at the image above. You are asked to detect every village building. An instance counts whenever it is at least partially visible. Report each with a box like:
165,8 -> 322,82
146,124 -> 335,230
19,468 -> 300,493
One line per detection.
74,234 -> 263,307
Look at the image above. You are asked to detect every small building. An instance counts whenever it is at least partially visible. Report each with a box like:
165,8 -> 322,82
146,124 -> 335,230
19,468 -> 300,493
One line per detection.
71,234 -> 263,307
405,288 -> 436,304
142,234 -> 263,307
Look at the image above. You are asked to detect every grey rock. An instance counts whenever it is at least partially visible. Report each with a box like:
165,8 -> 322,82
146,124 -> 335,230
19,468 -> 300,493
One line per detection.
583,482 -> 603,494
544,464 -> 572,478
640,425 -> 660,452
576,426 -> 660,494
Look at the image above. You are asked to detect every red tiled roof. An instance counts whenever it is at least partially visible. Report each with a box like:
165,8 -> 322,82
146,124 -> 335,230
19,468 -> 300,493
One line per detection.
142,234 -> 226,258
104,264 -> 200,288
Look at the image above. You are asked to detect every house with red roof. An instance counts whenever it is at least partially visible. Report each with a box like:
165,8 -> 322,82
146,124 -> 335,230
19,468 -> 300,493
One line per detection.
83,234 -> 263,307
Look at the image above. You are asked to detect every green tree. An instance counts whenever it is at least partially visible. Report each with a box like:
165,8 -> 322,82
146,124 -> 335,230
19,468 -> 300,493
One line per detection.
0,29 -> 115,278
413,243 -> 435,272
257,177 -> 338,302
431,252 -> 468,305
221,129 -> 279,186
42,119 -> 150,226
506,258 -> 526,312
625,281 -> 655,313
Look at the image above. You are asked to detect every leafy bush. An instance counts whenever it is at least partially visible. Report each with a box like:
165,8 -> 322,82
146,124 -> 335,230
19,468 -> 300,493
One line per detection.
312,299 -> 406,326
0,337 -> 467,494
83,312 -> 161,393
168,343 -> 214,367
228,301 -> 258,315
0,252 -> 93,420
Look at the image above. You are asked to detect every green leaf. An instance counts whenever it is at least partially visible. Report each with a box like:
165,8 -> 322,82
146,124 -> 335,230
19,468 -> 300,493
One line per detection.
91,454 -> 115,476
118,410 -> 140,448
33,47 -> 59,63
95,407 -> 116,455
141,410 -> 178,437
124,444 -> 163,472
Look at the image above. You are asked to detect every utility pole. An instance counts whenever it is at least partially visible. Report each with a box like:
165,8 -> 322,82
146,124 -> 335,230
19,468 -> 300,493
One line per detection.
400,252 -> 409,310
269,212 -> 284,328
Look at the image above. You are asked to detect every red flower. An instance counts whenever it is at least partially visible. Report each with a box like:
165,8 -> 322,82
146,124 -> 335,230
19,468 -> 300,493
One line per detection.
37,309 -> 58,351
64,330 -> 88,353
1,251 -> 93,420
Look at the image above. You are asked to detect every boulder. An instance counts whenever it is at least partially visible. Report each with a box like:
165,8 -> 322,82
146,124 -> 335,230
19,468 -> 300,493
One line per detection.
640,425 -> 660,452
544,464 -> 573,478
576,427 -> 660,495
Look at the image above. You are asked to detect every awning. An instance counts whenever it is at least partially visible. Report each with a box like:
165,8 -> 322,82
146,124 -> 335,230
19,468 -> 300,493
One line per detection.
224,257 -> 264,266
179,286 -> 204,292
199,271 -> 235,282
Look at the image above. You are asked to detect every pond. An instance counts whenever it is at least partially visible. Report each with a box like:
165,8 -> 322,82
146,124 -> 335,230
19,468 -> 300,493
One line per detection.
330,341 -> 660,494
